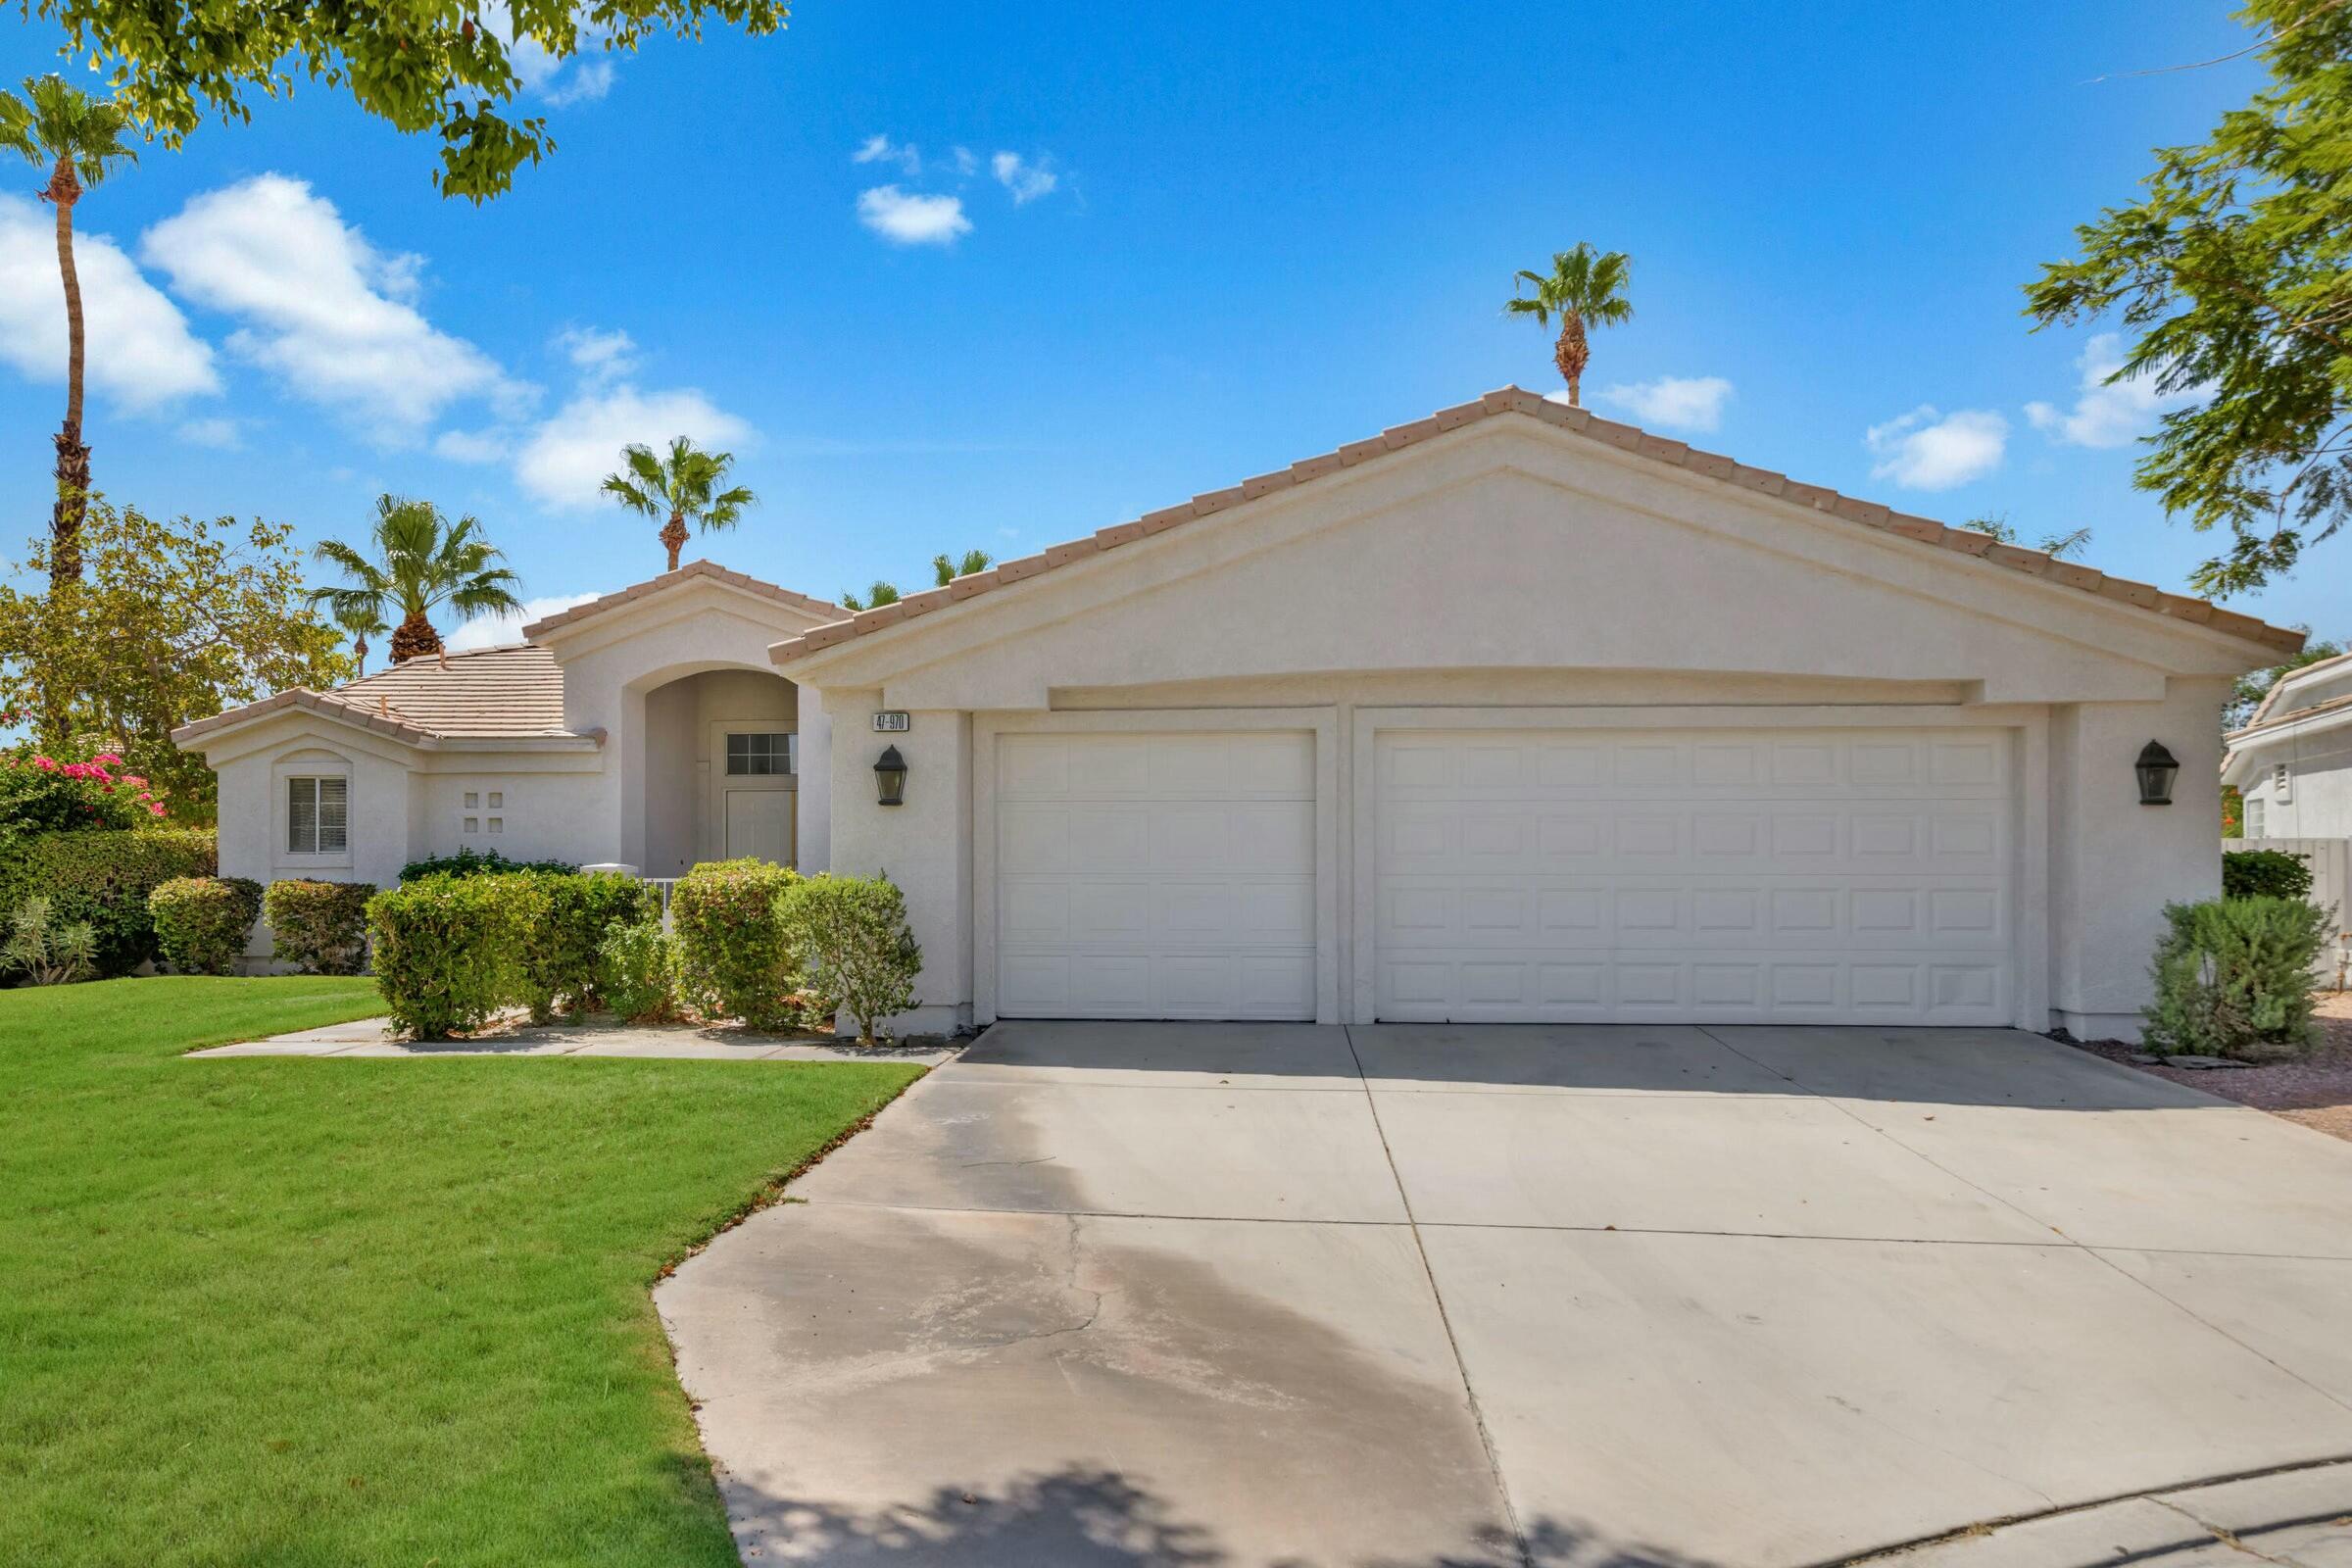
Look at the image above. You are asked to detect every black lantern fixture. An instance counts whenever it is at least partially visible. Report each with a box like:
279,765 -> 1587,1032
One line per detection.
2135,740 -> 2180,806
874,745 -> 908,807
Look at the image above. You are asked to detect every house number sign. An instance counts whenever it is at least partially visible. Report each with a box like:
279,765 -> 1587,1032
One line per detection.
872,711 -> 911,733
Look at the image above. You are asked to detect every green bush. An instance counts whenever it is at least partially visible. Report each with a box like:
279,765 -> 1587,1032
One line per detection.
776,874 -> 922,1044
514,872 -> 660,1022
670,858 -> 803,1030
596,918 -> 681,1023
366,873 -> 549,1039
264,879 -> 375,975
2,897 -> 97,985
399,847 -> 578,882
0,827 -> 217,976
2144,897 -> 2331,1059
147,876 -> 264,975
2223,848 -> 2316,902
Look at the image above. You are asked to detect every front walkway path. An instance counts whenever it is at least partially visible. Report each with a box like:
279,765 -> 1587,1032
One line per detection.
188,1014 -> 956,1063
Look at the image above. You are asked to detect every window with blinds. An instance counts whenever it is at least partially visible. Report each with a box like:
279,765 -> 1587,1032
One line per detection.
287,776 -> 349,855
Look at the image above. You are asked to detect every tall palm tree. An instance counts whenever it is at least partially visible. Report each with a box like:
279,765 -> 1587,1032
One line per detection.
600,436 -> 756,572
328,602 -> 391,673
933,549 -> 993,585
307,496 -> 524,663
1506,243 -> 1634,407
0,76 -> 142,587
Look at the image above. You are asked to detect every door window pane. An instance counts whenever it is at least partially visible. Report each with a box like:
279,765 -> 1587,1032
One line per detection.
725,732 -> 795,776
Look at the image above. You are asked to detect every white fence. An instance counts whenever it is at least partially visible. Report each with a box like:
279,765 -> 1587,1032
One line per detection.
2225,837 -> 2352,988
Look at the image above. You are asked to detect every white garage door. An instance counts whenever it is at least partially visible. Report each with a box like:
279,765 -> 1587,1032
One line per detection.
1374,728 -> 2013,1025
997,732 -> 1317,1019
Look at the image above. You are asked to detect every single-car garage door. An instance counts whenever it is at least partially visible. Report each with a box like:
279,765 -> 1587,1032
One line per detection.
997,731 -> 1316,1019
1374,728 -> 2013,1025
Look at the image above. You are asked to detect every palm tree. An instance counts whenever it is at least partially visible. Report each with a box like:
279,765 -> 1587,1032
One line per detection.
1506,243 -> 1633,407
0,75 -> 142,586
307,496 -> 524,663
840,581 -> 902,612
600,436 -> 756,572
933,549 -> 992,585
328,602 -> 390,673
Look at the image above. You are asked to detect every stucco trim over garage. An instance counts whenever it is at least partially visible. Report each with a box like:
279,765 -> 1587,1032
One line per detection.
770,386 -> 2304,672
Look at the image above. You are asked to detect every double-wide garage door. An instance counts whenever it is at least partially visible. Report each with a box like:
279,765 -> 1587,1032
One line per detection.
993,726 -> 2015,1025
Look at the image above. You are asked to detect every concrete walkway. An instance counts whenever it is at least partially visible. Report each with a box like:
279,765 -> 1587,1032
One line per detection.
658,1021 -> 2352,1567
188,1014 -> 955,1063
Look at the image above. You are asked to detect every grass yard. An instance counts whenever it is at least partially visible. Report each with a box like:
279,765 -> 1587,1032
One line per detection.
0,976 -> 926,1567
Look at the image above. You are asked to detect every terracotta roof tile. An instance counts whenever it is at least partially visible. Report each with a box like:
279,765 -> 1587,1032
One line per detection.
174,646 -> 588,747
756,386 -> 2311,663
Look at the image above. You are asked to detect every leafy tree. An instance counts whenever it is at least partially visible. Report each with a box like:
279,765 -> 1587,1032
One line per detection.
1506,243 -> 1634,406
601,436 -> 755,572
839,581 -> 901,612
2025,0 -> 2352,596
0,500 -> 354,815
0,75 -> 142,588
1966,514 -> 2094,560
933,549 -> 992,585
2227,630 -> 2345,730
22,0 -> 788,202
308,495 -> 523,663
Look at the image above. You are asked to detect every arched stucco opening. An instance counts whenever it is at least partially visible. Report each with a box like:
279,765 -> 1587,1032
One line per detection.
626,660 -> 819,878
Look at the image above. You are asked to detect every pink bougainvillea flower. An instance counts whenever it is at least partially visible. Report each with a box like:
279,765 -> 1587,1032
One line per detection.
32,756 -> 57,770
148,803 -> 168,816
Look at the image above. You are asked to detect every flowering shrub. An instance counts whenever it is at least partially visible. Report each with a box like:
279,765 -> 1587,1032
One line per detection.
0,747 -> 170,842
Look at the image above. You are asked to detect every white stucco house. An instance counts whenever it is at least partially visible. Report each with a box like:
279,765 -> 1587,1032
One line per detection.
180,388 -> 2304,1041
2224,650 -> 2352,841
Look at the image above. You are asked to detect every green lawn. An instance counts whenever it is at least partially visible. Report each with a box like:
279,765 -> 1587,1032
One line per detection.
0,976 -> 926,1567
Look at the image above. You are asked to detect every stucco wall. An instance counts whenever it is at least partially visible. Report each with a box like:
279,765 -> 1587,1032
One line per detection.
637,668 -> 802,876
824,689 -> 969,1034
2241,736 -> 2352,840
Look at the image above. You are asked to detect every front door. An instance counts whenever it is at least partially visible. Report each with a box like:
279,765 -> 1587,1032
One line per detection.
724,788 -> 795,865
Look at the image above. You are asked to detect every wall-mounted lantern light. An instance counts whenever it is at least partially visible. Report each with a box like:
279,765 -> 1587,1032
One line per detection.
2135,740 -> 2180,807
874,745 -> 908,808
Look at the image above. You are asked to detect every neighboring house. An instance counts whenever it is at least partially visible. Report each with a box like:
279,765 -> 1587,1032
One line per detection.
182,388 -> 2301,1041
173,564 -> 846,946
2224,650 -> 2352,840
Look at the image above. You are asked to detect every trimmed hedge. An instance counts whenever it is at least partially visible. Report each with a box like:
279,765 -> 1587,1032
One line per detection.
0,827 -> 217,977
777,874 -> 921,1044
515,871 -> 660,1022
2144,896 -> 2331,1059
2223,848 -> 2316,903
366,873 -> 548,1039
399,847 -> 578,882
264,879 -> 375,975
670,858 -> 804,1031
148,876 -> 265,975
597,918 -> 680,1024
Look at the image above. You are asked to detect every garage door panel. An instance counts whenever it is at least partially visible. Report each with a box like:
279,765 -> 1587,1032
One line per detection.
997,732 -> 1316,1021
1374,728 -> 2015,1026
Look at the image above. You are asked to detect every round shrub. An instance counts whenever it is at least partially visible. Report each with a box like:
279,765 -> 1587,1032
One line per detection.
2144,896 -> 2331,1059
264,879 -> 375,975
148,876 -> 264,975
366,873 -> 549,1040
669,858 -> 803,1030
514,871 -> 660,1022
775,874 -> 922,1045
596,918 -> 681,1024
2223,848 -> 2316,903
0,827 -> 217,977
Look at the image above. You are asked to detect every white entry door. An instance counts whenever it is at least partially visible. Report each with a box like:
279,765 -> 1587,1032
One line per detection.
1373,728 -> 2014,1025
996,731 -> 1316,1019
724,788 -> 795,865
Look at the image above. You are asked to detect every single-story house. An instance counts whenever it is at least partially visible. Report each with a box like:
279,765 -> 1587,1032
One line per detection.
179,387 -> 2303,1041
2224,649 -> 2352,842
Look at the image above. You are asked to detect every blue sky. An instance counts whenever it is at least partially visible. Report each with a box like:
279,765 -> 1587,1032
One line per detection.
0,2 -> 2332,652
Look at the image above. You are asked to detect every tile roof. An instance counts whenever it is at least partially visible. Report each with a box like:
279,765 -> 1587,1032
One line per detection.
522,560 -> 844,639
173,646 -> 580,747
768,386 -> 2307,663
2238,646 -> 2352,734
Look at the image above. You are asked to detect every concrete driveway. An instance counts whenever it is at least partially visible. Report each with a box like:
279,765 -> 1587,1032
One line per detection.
658,1023 -> 2352,1567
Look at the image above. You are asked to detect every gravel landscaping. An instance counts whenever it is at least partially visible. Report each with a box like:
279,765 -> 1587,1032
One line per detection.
2078,991 -> 2352,1142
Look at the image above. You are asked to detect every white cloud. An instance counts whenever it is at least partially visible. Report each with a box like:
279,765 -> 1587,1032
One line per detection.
1864,405 -> 2008,490
497,5 -> 617,105
433,427 -> 509,464
176,416 -> 242,449
446,591 -> 605,652
142,174 -> 520,443
553,324 -> 636,383
853,134 -> 923,176
1594,374 -> 1734,434
991,150 -> 1057,204
2025,331 -> 2198,450
0,194 -> 219,411
951,146 -> 979,176
512,383 -> 752,511
857,185 -> 971,245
